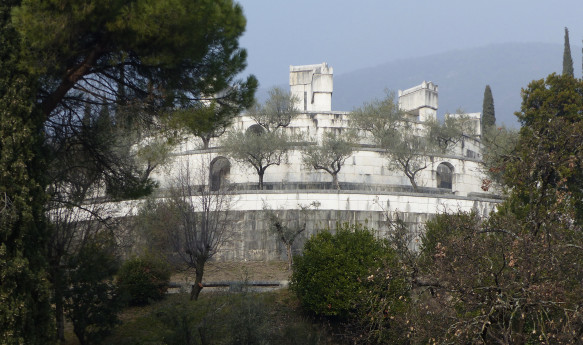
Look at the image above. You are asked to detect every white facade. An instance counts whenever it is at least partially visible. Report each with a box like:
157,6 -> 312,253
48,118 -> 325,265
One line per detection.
147,64 -> 499,261
161,63 -> 488,198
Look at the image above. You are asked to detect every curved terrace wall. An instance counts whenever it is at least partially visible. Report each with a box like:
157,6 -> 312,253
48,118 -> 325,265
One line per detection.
213,190 -> 500,261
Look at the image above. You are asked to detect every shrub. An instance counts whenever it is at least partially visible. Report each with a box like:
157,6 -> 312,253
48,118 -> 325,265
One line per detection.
117,256 -> 171,306
65,235 -> 122,345
290,223 -> 398,317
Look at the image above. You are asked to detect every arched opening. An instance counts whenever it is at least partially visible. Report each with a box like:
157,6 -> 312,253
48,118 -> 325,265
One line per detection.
246,124 -> 265,136
436,162 -> 453,189
210,156 -> 231,191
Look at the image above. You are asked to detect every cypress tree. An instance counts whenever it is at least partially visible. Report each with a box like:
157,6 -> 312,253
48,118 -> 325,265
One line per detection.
563,27 -> 574,77
482,85 -> 496,130
0,1 -> 54,343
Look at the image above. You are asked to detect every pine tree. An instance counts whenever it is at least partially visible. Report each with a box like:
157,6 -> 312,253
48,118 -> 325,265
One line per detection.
563,27 -> 574,77
482,85 -> 496,129
0,1 -> 54,343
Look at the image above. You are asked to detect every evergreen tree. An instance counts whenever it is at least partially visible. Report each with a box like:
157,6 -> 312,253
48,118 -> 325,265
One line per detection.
563,27 -> 574,77
482,85 -> 496,129
11,0 -> 257,200
0,1 -> 54,343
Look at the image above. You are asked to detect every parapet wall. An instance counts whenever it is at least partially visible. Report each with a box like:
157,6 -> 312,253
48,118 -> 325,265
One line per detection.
213,191 -> 500,261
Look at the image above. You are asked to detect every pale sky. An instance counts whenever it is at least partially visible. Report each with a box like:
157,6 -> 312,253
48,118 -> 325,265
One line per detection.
238,0 -> 583,88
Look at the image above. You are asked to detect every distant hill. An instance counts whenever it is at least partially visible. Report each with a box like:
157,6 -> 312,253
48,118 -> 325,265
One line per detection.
333,42 -> 576,127
257,43 -> 578,127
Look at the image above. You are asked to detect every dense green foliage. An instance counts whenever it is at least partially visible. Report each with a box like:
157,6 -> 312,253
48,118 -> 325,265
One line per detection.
0,1 -> 54,343
9,0 -> 256,200
2,0 -> 255,342
511,73 -> 583,224
411,74 -> 583,344
481,84 -> 496,129
563,27 -> 574,77
64,235 -> 122,345
13,0 -> 256,117
117,256 -> 171,306
290,223 -> 404,318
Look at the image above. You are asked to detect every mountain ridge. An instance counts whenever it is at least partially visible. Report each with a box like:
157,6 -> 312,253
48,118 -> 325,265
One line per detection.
256,42 -> 581,127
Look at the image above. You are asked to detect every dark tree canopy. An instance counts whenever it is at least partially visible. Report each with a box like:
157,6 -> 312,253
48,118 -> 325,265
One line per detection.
482,84 -> 495,129
0,1 -> 54,343
563,27 -> 574,77
13,0 -> 256,117
415,74 -> 583,343
509,73 -> 583,225
11,0 -> 257,200
2,0 -> 256,342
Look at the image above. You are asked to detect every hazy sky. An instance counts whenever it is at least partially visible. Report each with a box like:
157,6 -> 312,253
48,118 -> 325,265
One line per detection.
238,0 -> 583,88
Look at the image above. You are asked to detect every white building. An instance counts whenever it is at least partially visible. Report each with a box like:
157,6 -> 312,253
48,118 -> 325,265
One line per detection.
151,63 -> 500,261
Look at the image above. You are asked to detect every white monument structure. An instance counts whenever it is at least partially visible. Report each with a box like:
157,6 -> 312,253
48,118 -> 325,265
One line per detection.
153,63 -> 499,261
289,63 -> 333,112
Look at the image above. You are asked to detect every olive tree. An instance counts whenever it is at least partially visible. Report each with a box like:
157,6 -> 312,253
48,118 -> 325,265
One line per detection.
222,129 -> 291,190
301,130 -> 357,190
352,93 -> 470,191
222,88 -> 299,189
247,87 -> 300,132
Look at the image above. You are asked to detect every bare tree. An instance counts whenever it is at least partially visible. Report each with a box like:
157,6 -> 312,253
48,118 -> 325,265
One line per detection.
166,156 -> 236,300
301,130 -> 357,190
263,201 -> 319,271
480,124 -> 519,190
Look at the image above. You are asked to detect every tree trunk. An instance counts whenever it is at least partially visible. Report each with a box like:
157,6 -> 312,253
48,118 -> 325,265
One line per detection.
258,171 -> 264,190
332,174 -> 340,190
201,136 -> 210,149
49,259 -> 66,343
286,244 -> 293,271
190,266 -> 204,301
407,173 -> 419,192
53,267 -> 65,343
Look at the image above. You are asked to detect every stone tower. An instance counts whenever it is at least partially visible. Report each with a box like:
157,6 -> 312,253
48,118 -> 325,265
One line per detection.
398,81 -> 438,122
289,63 -> 333,112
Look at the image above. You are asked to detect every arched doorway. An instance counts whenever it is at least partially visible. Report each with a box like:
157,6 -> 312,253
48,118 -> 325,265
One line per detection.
246,124 -> 265,135
436,162 -> 453,189
210,156 -> 231,191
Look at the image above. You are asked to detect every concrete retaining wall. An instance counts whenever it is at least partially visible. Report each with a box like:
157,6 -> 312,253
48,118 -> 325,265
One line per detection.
211,191 -> 500,261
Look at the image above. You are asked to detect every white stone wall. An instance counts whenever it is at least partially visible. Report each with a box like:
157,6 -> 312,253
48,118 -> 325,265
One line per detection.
155,107 -> 489,198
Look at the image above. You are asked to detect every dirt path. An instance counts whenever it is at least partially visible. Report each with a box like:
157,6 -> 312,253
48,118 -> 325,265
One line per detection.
171,260 -> 291,284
